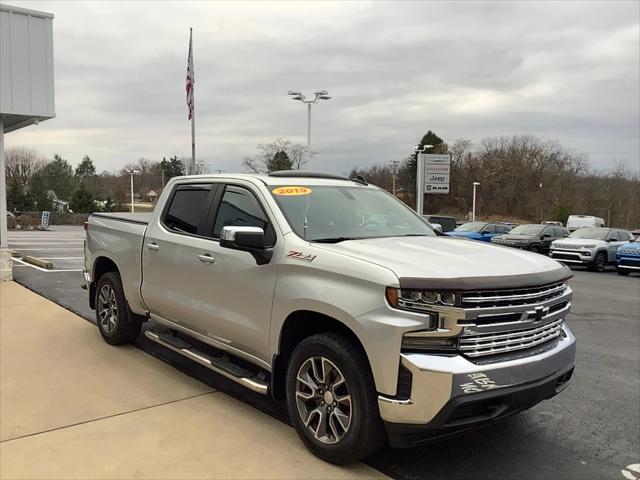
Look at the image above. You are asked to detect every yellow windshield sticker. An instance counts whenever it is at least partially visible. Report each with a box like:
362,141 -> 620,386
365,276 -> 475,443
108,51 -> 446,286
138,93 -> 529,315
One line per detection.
272,186 -> 312,196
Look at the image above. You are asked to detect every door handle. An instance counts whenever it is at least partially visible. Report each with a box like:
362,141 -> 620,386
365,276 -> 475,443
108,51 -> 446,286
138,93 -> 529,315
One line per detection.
146,243 -> 160,251
197,254 -> 215,264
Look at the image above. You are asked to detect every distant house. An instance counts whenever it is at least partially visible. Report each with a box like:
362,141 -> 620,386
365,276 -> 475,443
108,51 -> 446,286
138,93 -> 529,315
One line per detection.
45,190 -> 70,213
146,190 -> 159,203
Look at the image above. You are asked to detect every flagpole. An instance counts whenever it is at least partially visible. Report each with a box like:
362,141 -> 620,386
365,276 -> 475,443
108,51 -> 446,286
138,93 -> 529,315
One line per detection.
190,28 -> 196,175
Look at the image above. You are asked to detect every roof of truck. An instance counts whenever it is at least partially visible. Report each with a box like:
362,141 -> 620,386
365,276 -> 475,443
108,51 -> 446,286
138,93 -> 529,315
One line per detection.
176,171 -> 374,188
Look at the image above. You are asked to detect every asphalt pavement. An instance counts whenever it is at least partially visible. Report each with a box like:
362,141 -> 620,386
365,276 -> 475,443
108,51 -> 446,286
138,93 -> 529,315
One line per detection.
7,226 -> 640,480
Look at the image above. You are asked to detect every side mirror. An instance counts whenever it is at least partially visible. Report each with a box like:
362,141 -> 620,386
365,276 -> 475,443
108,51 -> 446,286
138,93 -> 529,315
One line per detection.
542,234 -> 551,239
432,223 -> 443,232
220,226 -> 266,251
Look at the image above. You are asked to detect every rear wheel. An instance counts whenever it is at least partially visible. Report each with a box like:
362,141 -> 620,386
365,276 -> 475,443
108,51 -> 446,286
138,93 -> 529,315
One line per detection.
285,332 -> 386,464
95,271 -> 143,345
589,252 -> 607,272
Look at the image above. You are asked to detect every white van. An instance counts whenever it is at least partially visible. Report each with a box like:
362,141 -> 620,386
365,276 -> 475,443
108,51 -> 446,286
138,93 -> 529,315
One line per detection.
566,215 -> 605,232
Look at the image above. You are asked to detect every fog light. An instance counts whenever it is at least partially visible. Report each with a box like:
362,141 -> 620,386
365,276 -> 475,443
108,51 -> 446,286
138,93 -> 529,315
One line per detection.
401,332 -> 457,352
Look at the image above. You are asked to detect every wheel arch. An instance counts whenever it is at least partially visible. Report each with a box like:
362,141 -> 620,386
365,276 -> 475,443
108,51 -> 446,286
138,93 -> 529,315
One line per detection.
271,310 -> 371,401
89,256 -> 121,309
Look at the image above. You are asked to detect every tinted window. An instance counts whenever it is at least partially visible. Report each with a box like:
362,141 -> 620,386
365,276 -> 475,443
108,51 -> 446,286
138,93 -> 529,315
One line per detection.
618,230 -> 630,241
483,225 -> 497,234
497,225 -> 511,233
213,186 -> 272,241
608,231 -> 619,241
164,185 -> 211,235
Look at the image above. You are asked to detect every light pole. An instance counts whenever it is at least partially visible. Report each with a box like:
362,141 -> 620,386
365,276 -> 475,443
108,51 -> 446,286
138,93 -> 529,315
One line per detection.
414,144 -> 434,215
472,182 -> 480,221
287,90 -> 331,152
126,169 -> 140,213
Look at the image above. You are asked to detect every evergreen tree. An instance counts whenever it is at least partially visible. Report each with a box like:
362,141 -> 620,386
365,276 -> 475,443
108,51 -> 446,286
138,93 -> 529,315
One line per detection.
75,155 -> 96,180
70,183 -> 95,213
40,155 -> 75,199
268,150 -> 292,172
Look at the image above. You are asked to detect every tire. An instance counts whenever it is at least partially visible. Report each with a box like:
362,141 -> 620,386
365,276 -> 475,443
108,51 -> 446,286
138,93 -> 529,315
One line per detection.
589,252 -> 607,272
95,271 -> 143,345
285,332 -> 386,464
617,268 -> 630,276
529,245 -> 541,254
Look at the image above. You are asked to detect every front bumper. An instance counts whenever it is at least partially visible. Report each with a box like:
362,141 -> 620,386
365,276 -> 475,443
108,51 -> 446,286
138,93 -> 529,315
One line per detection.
617,257 -> 640,270
549,249 -> 595,265
378,323 -> 576,446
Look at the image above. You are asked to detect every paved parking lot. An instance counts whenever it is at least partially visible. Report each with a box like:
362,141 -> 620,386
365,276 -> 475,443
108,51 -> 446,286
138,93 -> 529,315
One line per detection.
6,226 -> 640,480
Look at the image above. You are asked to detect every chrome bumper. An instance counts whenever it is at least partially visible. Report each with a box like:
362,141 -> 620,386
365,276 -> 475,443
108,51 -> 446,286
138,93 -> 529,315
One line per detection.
378,323 -> 576,425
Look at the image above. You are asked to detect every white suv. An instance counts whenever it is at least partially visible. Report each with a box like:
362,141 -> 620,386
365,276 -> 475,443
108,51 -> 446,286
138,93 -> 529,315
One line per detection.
550,227 -> 633,272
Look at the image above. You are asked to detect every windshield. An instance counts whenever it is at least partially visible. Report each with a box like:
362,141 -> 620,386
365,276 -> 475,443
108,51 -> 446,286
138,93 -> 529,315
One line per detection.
269,185 -> 436,242
569,228 -> 609,240
509,225 -> 545,236
455,222 -> 487,232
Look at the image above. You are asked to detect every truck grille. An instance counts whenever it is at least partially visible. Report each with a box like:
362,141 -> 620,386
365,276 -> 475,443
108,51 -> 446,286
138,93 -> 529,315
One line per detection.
458,282 -> 570,359
461,282 -> 566,309
459,318 -> 563,358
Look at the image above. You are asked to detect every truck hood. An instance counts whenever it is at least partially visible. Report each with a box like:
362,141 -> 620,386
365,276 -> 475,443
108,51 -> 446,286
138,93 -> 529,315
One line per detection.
317,236 -> 570,289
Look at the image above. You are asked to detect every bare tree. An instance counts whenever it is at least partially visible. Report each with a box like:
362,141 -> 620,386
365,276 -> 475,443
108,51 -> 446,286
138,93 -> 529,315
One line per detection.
4,147 -> 46,184
241,138 -> 308,173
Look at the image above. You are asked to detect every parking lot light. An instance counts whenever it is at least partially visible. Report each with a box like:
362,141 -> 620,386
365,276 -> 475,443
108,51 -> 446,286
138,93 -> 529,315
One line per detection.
472,182 -> 480,221
126,169 -> 141,213
287,89 -> 331,151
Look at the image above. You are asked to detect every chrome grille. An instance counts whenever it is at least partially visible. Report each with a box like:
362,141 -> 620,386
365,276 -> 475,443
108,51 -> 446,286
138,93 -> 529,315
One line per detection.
459,319 -> 563,357
458,281 -> 570,359
461,282 -> 566,309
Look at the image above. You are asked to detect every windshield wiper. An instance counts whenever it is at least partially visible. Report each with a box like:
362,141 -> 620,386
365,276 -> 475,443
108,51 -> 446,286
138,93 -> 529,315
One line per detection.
312,237 -> 361,243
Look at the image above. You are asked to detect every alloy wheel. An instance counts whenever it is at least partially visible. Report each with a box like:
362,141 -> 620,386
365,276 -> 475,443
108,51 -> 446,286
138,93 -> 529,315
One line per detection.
97,284 -> 118,334
295,356 -> 352,445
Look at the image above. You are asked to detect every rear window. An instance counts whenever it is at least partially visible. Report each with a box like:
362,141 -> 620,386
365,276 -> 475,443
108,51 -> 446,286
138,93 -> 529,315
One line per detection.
163,185 -> 211,235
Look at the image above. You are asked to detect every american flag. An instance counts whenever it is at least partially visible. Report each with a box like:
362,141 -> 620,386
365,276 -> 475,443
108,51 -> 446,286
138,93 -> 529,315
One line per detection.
186,29 -> 194,120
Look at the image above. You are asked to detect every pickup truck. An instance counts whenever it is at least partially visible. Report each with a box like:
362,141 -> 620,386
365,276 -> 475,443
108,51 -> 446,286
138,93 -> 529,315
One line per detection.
83,171 -> 576,464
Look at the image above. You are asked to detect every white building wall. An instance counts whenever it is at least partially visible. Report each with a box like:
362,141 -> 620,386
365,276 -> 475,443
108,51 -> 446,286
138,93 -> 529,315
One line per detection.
0,4 -> 55,132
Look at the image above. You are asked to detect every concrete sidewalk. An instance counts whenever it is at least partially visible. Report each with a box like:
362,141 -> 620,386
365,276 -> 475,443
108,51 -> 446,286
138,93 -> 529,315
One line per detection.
0,282 -> 386,479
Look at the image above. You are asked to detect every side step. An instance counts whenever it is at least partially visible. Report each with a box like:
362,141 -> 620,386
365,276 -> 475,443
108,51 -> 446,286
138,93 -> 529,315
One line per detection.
144,330 -> 269,395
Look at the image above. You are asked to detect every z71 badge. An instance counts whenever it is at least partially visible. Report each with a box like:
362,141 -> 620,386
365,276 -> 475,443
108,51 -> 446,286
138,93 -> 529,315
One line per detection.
459,372 -> 503,394
287,250 -> 317,262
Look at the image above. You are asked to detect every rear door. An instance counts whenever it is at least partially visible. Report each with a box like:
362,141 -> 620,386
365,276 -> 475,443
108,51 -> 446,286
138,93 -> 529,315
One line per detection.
141,182 -> 220,328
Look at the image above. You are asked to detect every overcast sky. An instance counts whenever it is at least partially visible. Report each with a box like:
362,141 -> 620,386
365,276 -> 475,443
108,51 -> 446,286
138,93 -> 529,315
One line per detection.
5,0 -> 640,174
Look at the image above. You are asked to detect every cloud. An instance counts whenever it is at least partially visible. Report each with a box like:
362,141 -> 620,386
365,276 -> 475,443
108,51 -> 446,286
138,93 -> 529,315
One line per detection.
4,0 -> 639,175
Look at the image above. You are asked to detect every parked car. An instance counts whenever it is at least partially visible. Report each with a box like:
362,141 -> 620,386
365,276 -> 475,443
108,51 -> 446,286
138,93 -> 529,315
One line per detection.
491,224 -> 569,254
542,221 -> 563,227
549,227 -> 633,272
422,215 -> 457,232
616,237 -> 640,276
566,215 -> 605,232
448,221 -> 512,242
83,171 -> 576,464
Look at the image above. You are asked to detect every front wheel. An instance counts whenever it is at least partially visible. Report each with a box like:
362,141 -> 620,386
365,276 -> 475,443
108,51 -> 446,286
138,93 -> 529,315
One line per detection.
95,271 -> 143,345
617,268 -> 630,276
285,332 -> 386,464
589,252 -> 607,272
529,245 -> 541,254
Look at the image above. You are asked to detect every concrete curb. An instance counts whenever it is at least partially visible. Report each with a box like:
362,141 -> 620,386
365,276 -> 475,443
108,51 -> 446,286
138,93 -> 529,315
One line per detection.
22,256 -> 53,269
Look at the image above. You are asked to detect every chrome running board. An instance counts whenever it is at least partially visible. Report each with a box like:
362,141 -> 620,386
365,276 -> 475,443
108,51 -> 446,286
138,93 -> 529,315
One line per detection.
144,330 -> 269,395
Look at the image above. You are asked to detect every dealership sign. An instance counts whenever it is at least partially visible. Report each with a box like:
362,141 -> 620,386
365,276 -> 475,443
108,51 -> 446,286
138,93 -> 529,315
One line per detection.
421,154 -> 451,195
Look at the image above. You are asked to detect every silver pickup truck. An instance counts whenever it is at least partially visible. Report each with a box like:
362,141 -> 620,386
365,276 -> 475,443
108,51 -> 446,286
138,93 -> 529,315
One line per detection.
83,171 -> 576,464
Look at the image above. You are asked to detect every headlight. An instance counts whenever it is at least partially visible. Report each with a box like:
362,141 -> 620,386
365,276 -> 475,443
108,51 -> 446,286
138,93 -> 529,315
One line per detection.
386,287 -> 460,312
